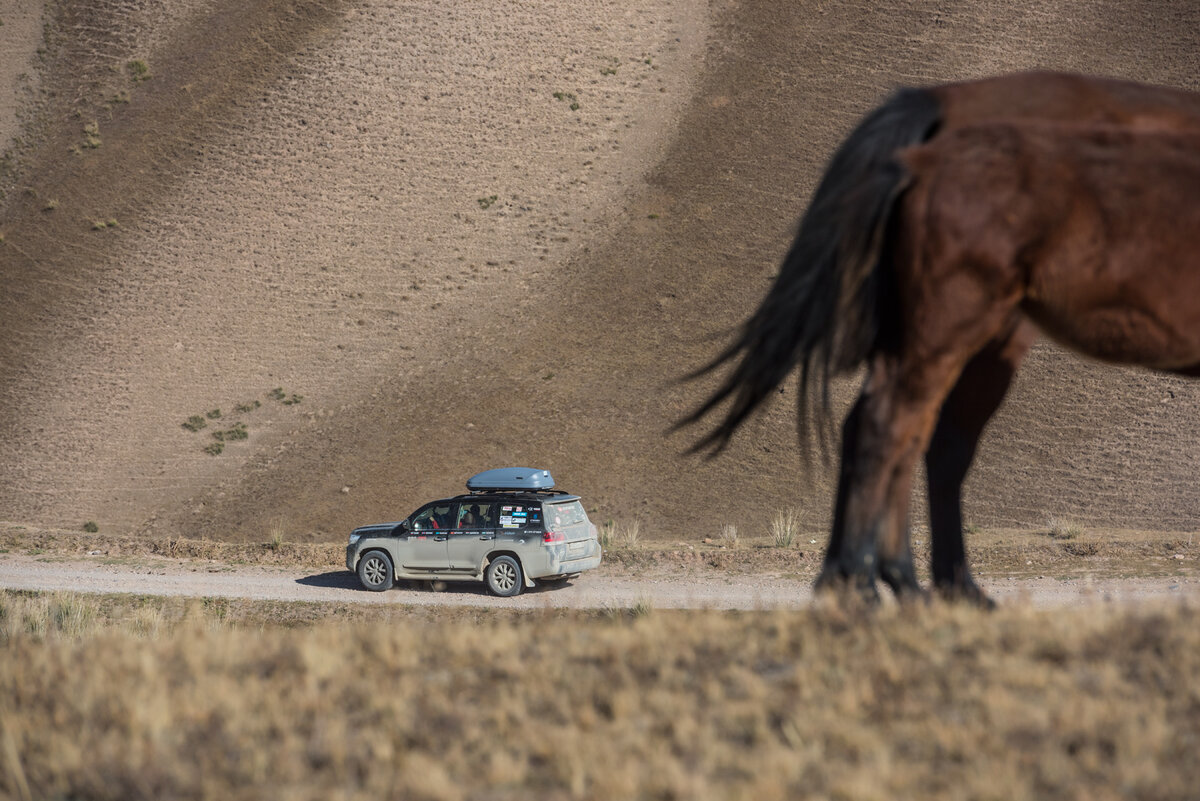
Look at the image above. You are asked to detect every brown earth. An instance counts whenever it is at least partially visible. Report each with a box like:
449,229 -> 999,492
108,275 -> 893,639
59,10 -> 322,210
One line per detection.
3,0 -> 1200,549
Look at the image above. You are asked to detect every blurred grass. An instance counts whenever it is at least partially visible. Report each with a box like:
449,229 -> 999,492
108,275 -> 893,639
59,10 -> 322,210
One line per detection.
1,590 -> 1197,800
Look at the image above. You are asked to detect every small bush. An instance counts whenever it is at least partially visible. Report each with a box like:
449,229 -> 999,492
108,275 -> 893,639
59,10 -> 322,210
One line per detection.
617,520 -> 641,549
82,521 -> 99,533
598,521 -> 614,549
719,523 -> 740,548
770,508 -> 800,548
127,59 -> 151,80
182,415 -> 206,432
204,442 -> 224,456
1049,517 -> 1083,540
212,423 -> 248,443
267,522 -> 285,552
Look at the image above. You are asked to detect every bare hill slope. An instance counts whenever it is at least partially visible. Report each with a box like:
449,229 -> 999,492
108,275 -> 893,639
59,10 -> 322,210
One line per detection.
3,0 -> 1200,543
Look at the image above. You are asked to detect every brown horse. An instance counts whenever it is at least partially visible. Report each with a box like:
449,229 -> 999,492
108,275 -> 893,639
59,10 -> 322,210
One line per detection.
683,72 -> 1200,604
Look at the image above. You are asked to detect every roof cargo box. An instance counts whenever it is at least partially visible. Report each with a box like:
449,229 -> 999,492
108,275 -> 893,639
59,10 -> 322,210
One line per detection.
467,467 -> 555,492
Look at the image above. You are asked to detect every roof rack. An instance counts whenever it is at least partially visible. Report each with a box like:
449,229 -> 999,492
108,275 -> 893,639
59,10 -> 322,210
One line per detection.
466,467 -> 556,493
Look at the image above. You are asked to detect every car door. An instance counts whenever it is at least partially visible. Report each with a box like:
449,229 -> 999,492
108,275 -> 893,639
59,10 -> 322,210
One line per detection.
399,502 -> 456,571
446,501 -> 496,573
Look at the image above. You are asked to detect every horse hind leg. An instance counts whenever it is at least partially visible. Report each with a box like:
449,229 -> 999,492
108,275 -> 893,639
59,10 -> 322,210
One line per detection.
816,310 -> 1025,603
817,353 -> 958,601
817,394 -> 883,602
925,318 -> 1035,606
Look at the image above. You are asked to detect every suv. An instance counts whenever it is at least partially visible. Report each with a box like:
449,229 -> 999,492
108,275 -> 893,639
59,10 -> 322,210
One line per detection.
346,468 -> 602,596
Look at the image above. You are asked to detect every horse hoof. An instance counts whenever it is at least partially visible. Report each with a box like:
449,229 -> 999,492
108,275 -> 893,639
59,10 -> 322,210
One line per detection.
935,581 -> 996,610
814,569 -> 881,607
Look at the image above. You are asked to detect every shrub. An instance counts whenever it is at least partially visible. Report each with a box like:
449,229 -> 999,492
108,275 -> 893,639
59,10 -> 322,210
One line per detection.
770,508 -> 800,548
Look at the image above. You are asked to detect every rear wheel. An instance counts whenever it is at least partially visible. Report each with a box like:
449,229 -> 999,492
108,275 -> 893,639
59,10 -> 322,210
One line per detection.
357,551 -> 394,591
485,555 -> 523,597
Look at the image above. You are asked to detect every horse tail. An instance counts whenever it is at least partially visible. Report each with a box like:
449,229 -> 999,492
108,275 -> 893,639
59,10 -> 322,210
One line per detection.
680,87 -> 942,455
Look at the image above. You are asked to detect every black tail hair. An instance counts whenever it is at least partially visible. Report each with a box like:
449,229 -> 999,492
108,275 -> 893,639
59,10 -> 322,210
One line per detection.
679,86 -> 942,456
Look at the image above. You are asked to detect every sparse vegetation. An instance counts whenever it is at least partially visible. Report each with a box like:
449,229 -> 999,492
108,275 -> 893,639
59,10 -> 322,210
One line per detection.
211,422 -> 248,443
267,521 -> 285,551
616,519 -> 642,548
268,387 -> 303,405
181,415 -> 207,432
203,441 -> 224,456
553,90 -> 580,110
598,520 -> 614,549
234,400 -> 261,413
127,59 -> 151,81
719,522 -> 740,548
81,521 -> 98,533
1049,517 -> 1084,539
42,199 -> 58,211
476,194 -> 498,210
82,121 -> 101,149
770,508 -> 800,548
205,408 -> 222,420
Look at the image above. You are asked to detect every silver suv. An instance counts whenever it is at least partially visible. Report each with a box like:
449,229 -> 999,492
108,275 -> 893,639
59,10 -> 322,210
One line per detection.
346,468 -> 602,596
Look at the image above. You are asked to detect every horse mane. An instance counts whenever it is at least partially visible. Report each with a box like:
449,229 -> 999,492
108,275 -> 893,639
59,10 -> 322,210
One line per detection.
678,87 -> 943,456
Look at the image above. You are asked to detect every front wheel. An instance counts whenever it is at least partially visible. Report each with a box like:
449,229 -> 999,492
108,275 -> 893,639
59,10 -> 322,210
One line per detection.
485,555 -> 523,597
357,550 -> 394,592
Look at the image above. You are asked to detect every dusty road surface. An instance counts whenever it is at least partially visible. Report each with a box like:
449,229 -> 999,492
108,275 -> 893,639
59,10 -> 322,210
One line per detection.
1,554 -> 1197,610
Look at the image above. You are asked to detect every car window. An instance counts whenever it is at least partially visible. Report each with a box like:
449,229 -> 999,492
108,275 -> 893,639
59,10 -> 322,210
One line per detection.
411,502 -> 458,531
546,500 -> 586,527
498,503 -> 538,530
456,502 -> 496,530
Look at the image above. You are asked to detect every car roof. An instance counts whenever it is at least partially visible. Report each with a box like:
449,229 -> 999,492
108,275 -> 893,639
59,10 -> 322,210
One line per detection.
445,491 -> 580,504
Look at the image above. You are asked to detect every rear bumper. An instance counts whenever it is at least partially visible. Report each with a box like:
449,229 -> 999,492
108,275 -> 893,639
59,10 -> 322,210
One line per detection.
521,541 -> 602,579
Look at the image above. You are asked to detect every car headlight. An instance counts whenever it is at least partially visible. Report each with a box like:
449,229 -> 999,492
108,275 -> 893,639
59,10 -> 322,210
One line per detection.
348,533 -> 361,545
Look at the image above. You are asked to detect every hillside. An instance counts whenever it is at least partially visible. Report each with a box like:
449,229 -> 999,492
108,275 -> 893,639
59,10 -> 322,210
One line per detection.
3,0 -> 1200,544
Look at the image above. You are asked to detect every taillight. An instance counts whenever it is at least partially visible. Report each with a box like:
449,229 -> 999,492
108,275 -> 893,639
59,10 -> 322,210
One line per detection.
543,530 -> 565,544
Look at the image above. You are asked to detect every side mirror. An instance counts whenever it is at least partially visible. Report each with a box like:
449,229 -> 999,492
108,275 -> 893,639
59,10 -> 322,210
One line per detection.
393,522 -> 409,537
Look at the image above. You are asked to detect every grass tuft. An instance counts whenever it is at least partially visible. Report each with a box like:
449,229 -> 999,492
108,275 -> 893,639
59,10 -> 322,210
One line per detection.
770,508 -> 800,548
1049,517 -> 1084,540
616,519 -> 641,548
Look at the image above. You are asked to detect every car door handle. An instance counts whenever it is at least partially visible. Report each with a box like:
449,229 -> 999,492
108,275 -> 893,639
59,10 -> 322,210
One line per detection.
434,535 -> 447,542
479,535 -> 490,541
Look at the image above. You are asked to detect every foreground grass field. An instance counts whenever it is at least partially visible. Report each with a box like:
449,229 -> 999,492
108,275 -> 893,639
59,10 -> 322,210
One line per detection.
1,590 -> 1197,800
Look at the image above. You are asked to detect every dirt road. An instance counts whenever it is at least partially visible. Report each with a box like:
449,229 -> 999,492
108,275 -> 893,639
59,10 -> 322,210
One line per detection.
1,554 -> 1196,610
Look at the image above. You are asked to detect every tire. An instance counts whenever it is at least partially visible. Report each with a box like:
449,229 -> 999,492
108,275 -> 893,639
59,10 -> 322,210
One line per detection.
357,550 -> 394,592
485,555 -> 523,597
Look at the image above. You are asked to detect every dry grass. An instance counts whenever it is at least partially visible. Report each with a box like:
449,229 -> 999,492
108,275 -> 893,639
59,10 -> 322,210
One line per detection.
770,508 -> 800,548
614,519 -> 642,549
1,590 -> 1198,800
1048,517 -> 1084,540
